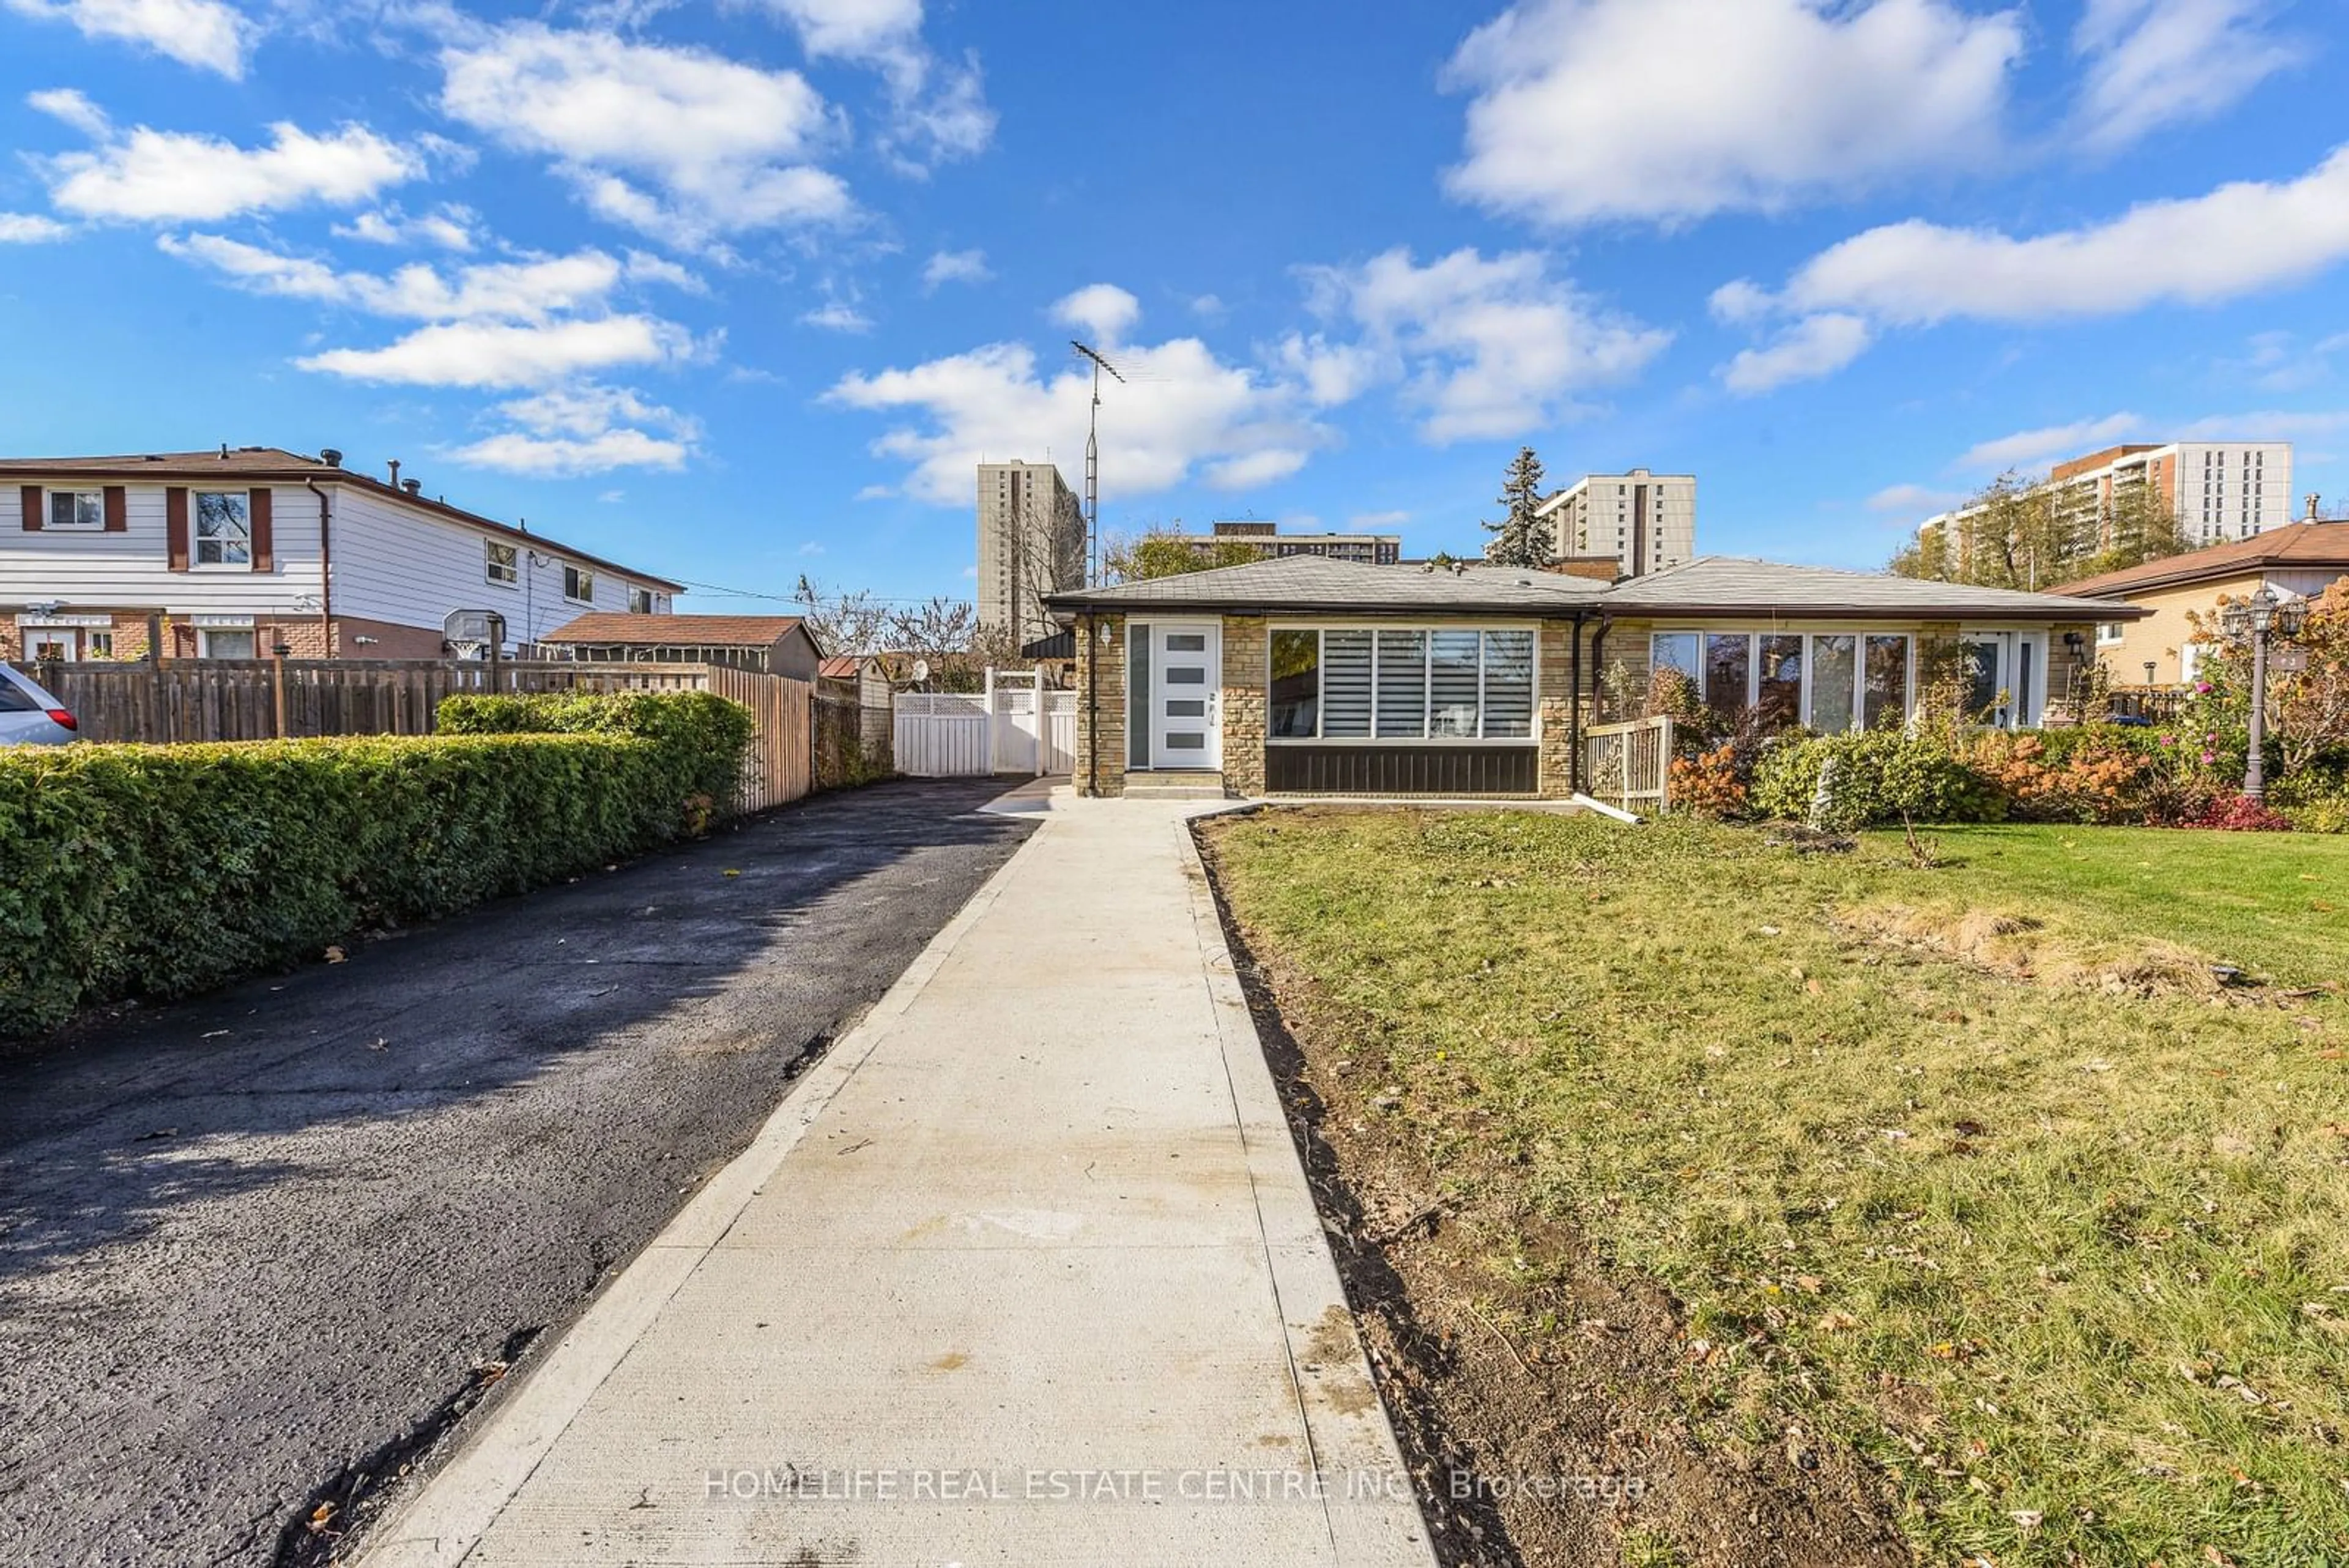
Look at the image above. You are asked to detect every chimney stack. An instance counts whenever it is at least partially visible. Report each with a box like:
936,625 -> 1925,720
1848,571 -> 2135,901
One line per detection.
2309,493 -> 2322,523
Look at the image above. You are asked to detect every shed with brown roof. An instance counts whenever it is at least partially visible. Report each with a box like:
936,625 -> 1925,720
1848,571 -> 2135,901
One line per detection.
540,612 -> 825,680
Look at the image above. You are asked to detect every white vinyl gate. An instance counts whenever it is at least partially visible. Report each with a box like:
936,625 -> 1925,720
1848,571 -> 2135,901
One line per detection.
894,671 -> 1075,778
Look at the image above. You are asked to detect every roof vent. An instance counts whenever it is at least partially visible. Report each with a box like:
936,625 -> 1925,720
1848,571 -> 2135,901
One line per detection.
387,459 -> 402,489
403,478 -> 423,496
319,447 -> 343,467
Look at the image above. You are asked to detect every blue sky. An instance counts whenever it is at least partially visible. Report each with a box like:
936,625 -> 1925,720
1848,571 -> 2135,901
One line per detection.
2,0 -> 2347,613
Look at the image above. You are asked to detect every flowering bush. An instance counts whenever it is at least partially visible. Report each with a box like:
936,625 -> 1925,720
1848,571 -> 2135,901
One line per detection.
2177,792 -> 2295,832
1668,743 -> 1748,819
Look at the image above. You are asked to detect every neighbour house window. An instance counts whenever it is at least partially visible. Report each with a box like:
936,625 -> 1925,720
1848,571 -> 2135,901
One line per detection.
629,586 -> 655,614
200,627 -> 256,659
486,541 -> 519,585
2097,622 -> 2124,645
1267,628 -> 1536,743
193,491 -> 250,566
48,490 -> 103,529
86,631 -> 114,658
563,565 -> 595,604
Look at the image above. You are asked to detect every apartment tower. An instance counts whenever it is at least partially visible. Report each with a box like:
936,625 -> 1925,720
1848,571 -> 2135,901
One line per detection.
1534,469 -> 1696,578
976,460 -> 1085,642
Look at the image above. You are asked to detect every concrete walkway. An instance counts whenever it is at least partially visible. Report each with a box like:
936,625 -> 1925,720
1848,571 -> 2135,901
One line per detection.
363,793 -> 1435,1568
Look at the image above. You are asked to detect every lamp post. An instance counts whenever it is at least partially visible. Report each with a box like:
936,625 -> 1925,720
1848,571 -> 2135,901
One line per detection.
2219,585 -> 2307,801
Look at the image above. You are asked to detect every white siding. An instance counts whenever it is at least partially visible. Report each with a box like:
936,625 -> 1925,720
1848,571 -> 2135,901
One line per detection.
327,488 -> 668,643
1,481 -> 324,614
2,478 -> 672,639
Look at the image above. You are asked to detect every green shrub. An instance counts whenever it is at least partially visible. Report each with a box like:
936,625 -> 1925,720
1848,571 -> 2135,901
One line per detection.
0,705 -> 751,1038
1749,730 -> 2006,828
437,691 -> 753,809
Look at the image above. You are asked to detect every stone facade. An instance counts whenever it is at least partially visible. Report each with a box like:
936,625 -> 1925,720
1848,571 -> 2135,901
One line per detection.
1073,612 -> 1127,797
1536,619 -> 1579,798
1219,615 -> 1267,797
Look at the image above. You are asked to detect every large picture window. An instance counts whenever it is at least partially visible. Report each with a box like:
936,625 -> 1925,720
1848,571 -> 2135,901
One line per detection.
1268,627 -> 1537,743
1652,630 -> 1912,732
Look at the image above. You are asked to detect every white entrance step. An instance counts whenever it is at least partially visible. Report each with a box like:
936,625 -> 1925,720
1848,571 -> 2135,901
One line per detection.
1124,770 -> 1230,800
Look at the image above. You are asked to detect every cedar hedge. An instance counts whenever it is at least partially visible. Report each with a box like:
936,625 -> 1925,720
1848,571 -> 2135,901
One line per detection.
0,693 -> 752,1038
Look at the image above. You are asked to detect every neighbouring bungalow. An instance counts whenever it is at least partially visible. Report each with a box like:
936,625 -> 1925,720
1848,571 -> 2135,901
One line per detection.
538,612 -> 825,680
1044,555 -> 2143,800
2050,517 -> 2349,686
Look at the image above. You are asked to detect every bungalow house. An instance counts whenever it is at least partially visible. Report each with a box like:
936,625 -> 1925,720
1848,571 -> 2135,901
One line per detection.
1045,555 -> 2141,799
1,446 -> 680,661
2050,518 -> 2349,686
538,613 -> 824,680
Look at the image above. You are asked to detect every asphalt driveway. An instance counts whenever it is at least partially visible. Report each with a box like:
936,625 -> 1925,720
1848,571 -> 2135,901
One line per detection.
0,776 -> 1033,1568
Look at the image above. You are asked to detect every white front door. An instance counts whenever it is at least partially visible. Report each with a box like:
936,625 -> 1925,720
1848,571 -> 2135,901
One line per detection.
1149,622 -> 1221,770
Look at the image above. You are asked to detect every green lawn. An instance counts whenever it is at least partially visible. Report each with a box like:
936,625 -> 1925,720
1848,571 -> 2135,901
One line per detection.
1205,811 -> 2349,1567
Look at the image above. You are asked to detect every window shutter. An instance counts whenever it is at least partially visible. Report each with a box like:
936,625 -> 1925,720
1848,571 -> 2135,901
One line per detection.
166,487 -> 190,571
248,488 -> 274,571
103,485 -> 127,532
18,485 -> 40,532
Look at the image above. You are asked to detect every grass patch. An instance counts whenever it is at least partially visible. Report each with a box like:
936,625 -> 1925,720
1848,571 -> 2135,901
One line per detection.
1204,811 -> 2349,1567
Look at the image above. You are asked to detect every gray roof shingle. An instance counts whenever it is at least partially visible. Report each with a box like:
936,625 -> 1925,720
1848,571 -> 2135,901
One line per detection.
1044,555 -> 1609,614
1045,554 -> 2142,622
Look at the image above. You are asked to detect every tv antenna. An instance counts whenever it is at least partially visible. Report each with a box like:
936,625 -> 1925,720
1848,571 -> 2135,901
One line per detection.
1071,340 -> 1124,587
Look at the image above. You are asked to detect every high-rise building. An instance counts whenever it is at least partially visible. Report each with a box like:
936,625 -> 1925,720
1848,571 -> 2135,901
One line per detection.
976,461 -> 1085,642
1533,469 -> 1694,578
1199,521 -> 1403,565
1918,441 -> 2295,552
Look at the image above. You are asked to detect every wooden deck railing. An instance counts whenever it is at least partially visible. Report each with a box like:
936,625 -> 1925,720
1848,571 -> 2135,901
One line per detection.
1581,715 -> 1674,815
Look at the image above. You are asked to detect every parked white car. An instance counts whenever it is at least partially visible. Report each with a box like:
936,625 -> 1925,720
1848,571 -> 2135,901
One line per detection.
0,660 -> 78,745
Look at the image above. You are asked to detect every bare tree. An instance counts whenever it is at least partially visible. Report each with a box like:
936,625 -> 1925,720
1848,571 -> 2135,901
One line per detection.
792,576 -> 894,656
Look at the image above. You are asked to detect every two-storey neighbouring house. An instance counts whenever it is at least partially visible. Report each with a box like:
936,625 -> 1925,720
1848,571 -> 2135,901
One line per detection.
1,446 -> 681,661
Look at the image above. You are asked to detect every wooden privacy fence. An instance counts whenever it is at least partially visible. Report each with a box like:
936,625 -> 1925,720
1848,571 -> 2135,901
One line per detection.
32,656 -> 814,814
1582,715 -> 1673,816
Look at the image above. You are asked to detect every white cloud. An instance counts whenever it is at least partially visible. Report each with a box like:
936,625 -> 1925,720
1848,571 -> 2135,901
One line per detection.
921,247 -> 990,290
447,383 -> 699,474
755,0 -> 993,169
333,204 -> 477,251
1190,294 -> 1226,319
0,213 -> 71,242
35,97 -> 423,222
1052,282 -> 1141,344
1291,246 -> 1669,442
2071,0 -> 2294,154
438,23 -> 850,245
1713,144 -> 2349,389
159,234 -> 692,324
1443,0 -> 2022,226
801,302 -> 873,332
826,335 -> 1329,506
1953,414 -> 2140,473
297,317 -> 696,388
1866,482 -> 1967,515
4,0 -> 248,78
1776,146 -> 2349,326
1721,312 -> 1871,395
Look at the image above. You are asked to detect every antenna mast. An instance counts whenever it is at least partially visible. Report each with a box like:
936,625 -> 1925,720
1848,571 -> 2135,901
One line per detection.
1071,340 -> 1125,586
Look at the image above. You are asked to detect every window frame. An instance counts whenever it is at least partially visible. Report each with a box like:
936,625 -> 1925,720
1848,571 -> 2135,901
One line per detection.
47,489 -> 105,531
1649,626 -> 1918,734
562,563 -> 596,605
485,540 -> 520,587
191,490 -> 251,569
1262,621 -> 1541,747
628,585 -> 655,615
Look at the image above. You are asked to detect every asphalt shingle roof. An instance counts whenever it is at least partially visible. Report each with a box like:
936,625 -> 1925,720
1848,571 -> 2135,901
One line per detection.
1044,555 -> 1611,614
1597,557 -> 2142,620
2050,521 -> 2349,598
541,613 -> 807,645
1045,554 -> 2140,621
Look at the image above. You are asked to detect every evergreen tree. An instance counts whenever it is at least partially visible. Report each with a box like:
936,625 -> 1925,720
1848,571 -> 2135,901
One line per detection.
1482,447 -> 1555,567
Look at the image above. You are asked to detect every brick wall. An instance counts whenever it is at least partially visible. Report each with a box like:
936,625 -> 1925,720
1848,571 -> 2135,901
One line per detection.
1221,615 -> 1267,797
1074,612 -> 1126,797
